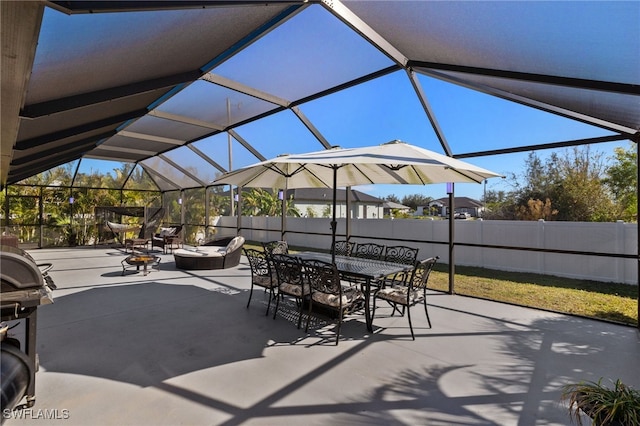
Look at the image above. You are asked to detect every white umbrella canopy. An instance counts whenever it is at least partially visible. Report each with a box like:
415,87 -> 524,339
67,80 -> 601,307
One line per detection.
212,140 -> 502,260
212,140 -> 501,189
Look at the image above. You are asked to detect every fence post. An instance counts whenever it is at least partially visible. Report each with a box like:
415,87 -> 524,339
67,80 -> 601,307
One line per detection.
615,220 -> 625,283
537,219 -> 545,274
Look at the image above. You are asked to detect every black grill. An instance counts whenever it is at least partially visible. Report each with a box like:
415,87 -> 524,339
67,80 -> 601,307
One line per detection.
1,245 -> 55,415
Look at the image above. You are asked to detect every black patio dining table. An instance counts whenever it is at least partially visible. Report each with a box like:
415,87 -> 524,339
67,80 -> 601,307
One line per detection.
296,251 -> 413,332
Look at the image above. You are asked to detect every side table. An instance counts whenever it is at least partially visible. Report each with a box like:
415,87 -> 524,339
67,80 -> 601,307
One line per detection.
163,235 -> 183,254
125,238 -> 150,253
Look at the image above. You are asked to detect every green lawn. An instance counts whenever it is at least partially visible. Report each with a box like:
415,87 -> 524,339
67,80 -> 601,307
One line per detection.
428,264 -> 638,327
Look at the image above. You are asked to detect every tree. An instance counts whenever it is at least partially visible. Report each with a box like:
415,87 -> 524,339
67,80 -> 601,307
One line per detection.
509,147 -> 617,222
241,188 -> 300,217
384,194 -> 400,203
208,186 -> 231,216
401,194 -> 432,211
482,189 -> 518,220
516,198 -> 558,221
241,188 -> 272,216
603,144 -> 637,222
554,148 -> 616,222
322,204 -> 332,218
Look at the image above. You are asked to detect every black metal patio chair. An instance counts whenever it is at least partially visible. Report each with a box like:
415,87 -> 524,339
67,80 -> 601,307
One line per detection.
271,253 -> 308,329
352,242 -> 385,260
379,245 -> 420,290
383,245 -> 419,267
262,240 -> 289,255
332,240 -> 354,257
372,256 -> 439,340
303,258 -> 365,345
244,248 -> 278,316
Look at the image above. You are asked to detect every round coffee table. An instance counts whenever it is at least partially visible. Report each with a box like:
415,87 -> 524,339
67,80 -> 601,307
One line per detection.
121,254 -> 160,276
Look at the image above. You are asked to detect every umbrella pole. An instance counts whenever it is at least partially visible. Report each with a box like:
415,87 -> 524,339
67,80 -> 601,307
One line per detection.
331,166 -> 338,264
281,181 -> 287,241
346,186 -> 351,243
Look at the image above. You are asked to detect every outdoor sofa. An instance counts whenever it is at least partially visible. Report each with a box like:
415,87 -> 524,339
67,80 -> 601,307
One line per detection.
173,236 -> 245,270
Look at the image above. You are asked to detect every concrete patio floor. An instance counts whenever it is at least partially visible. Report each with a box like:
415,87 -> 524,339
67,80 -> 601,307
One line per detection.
4,246 -> 639,425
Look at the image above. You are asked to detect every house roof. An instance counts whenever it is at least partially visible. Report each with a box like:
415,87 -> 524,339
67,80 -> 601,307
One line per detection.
287,188 -> 383,203
431,197 -> 483,208
2,1 -> 638,189
383,201 -> 411,210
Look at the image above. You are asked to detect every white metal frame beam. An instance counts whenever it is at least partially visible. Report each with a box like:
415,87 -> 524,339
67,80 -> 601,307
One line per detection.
407,69 -> 453,157
201,73 -> 291,107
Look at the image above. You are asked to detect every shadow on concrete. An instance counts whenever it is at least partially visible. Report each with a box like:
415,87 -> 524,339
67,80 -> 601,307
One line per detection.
37,282 -> 304,387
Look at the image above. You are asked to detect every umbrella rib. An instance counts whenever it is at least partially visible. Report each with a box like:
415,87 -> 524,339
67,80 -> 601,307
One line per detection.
445,167 -> 484,183
350,163 -> 375,185
303,163 -> 336,187
407,165 -> 428,185
235,166 -> 273,187
264,163 -> 301,178
311,163 -> 364,186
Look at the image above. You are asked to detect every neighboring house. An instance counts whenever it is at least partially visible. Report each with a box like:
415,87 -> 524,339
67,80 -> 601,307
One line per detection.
285,188 -> 385,219
418,196 -> 483,217
383,201 -> 411,217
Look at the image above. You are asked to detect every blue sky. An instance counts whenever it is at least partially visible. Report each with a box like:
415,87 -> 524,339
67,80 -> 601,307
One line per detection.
206,4 -> 622,202
39,3 -> 630,202
226,70 -> 621,201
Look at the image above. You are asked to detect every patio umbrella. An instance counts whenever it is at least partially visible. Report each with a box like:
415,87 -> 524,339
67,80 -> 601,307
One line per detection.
212,140 -> 502,261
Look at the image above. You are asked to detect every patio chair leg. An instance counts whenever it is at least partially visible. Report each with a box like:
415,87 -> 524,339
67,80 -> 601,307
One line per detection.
407,306 -> 415,340
386,300 -> 397,316
246,287 -> 254,308
423,300 -> 432,328
272,292 -> 281,320
305,300 -> 313,333
264,290 -> 273,316
372,297 -> 378,319
296,298 -> 304,329
335,311 -> 343,346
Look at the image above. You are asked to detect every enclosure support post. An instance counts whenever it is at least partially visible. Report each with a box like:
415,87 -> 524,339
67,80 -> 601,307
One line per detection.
39,187 -> 43,248
227,98 -> 234,217
205,187 -> 210,237
626,136 -> 640,332
237,188 -> 242,236
448,183 -> 455,295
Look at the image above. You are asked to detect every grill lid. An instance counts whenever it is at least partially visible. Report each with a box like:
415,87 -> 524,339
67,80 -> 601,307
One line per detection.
1,245 -> 44,291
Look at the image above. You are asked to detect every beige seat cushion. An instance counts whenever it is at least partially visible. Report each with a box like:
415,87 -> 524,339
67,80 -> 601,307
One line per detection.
159,227 -> 177,237
225,236 -> 245,253
279,282 -> 310,297
253,274 -> 277,288
376,287 -> 421,304
174,248 -> 224,258
196,246 -> 226,256
311,287 -> 363,307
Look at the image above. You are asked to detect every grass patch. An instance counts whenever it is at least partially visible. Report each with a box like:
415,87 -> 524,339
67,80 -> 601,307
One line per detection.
428,264 -> 637,326
247,242 -> 638,327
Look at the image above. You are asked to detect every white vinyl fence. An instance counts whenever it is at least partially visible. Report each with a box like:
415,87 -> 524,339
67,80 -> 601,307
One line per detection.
213,216 -> 637,285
